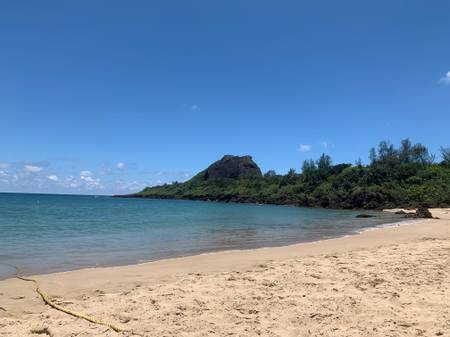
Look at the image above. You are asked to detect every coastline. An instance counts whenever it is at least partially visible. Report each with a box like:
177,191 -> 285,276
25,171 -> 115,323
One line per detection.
0,200 -> 402,281
0,208 -> 408,282
1,209 -> 449,336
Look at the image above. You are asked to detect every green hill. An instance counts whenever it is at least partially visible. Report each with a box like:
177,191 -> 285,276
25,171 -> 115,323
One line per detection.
123,140 -> 450,210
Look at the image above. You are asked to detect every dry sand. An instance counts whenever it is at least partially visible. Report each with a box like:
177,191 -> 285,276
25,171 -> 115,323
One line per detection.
1,209 -> 449,337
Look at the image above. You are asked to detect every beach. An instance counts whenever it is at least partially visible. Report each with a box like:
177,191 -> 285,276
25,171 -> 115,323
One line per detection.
1,209 -> 449,336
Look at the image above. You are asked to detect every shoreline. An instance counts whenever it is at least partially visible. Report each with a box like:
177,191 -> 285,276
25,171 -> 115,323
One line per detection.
0,209 -> 409,282
1,209 -> 448,292
0,212 -> 439,284
1,209 -> 449,336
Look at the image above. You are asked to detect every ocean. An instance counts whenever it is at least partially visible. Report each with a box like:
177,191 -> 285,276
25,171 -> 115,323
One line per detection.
0,193 -> 404,279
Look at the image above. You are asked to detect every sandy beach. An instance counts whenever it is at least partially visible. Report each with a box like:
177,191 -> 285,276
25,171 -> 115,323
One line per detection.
1,209 -> 449,337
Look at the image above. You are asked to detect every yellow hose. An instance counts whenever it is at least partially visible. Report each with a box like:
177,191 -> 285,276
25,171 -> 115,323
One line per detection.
5,264 -> 123,333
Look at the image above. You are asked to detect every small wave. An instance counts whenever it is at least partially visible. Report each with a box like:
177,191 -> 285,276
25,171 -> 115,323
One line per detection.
356,218 -> 432,234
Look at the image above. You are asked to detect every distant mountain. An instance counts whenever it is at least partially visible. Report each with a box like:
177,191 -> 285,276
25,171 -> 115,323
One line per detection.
118,140 -> 450,210
193,155 -> 262,181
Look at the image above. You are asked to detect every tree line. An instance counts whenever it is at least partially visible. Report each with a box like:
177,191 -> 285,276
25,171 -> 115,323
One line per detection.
134,139 -> 450,210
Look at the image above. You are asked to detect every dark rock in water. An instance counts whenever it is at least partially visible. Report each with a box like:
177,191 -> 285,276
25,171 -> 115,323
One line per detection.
415,206 -> 433,218
202,155 -> 262,180
356,214 -> 376,218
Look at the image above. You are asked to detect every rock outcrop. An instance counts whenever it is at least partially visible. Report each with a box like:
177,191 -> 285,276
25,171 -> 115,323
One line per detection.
403,206 -> 434,219
415,206 -> 433,218
356,214 -> 376,218
201,155 -> 262,180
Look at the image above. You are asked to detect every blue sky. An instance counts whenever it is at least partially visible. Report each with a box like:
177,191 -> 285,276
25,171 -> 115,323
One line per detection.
1,1 -> 449,194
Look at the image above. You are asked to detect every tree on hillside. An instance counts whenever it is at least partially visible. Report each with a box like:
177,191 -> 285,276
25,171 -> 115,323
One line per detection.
264,170 -> 277,177
369,147 -> 377,164
369,139 -> 434,166
301,159 -> 316,175
399,138 -> 413,163
409,143 -> 434,165
378,141 -> 397,163
316,153 -> 332,171
442,147 -> 450,166
287,168 -> 296,176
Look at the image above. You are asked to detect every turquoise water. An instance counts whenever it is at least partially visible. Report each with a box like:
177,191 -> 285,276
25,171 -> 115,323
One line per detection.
0,193 -> 404,279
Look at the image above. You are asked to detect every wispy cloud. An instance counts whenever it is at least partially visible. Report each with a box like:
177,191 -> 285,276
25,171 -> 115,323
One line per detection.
320,141 -> 334,149
113,179 -> 147,192
24,165 -> 43,173
0,160 -> 194,195
439,71 -> 450,85
80,170 -> 93,177
78,170 -> 103,189
180,103 -> 199,111
299,144 -> 312,152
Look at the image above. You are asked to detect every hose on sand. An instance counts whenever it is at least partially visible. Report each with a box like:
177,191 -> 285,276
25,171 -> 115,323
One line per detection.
4,264 -> 123,333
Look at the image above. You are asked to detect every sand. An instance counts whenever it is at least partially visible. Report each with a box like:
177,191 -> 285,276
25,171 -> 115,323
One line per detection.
0,209 -> 449,337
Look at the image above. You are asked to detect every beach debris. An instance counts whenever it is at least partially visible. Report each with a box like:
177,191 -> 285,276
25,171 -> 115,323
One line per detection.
10,265 -> 123,333
93,289 -> 106,296
30,327 -> 53,336
261,280 -> 277,287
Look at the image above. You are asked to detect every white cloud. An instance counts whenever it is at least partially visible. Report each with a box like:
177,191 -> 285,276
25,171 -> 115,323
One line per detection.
299,144 -> 312,152
439,71 -> 450,85
114,179 -> 147,191
80,170 -> 93,177
77,170 -> 102,189
0,170 -> 8,183
0,161 -> 197,194
24,165 -> 43,173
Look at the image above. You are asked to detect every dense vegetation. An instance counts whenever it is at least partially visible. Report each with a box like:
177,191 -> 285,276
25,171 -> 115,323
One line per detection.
129,140 -> 450,210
